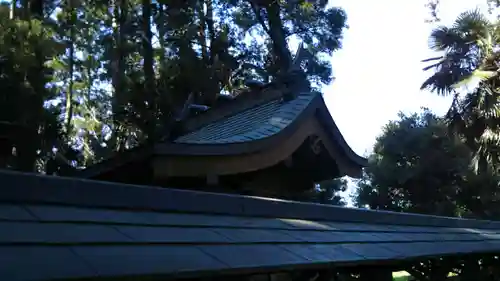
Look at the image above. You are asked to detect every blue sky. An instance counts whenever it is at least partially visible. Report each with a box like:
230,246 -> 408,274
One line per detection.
325,0 -> 490,157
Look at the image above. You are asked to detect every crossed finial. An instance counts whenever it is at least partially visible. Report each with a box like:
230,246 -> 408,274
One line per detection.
290,42 -> 314,72
280,42 -> 313,101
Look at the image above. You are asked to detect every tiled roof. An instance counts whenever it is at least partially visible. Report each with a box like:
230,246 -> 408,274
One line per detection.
2,170 -> 500,280
174,92 -> 318,144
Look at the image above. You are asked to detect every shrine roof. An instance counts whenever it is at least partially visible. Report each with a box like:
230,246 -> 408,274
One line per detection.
155,90 -> 367,170
70,79 -> 367,179
173,92 -> 317,144
1,170 -> 500,281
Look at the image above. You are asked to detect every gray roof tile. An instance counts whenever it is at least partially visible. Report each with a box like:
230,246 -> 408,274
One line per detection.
211,228 -> 300,243
174,92 -> 317,144
116,226 -> 231,243
280,244 -> 363,263
0,221 -> 131,243
341,243 -> 403,261
198,244 -> 307,268
0,205 -> 36,221
27,205 -> 145,224
282,230 -> 379,243
0,246 -> 93,281
72,245 -> 228,277
3,171 -> 500,280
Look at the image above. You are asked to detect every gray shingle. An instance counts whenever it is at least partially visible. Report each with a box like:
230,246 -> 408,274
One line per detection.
211,228 -> 300,243
405,232 -> 479,241
485,239 -> 500,249
324,222 -> 397,232
341,243 -> 403,261
480,233 -> 500,240
369,232 -> 414,242
138,212 -> 292,229
26,205 -> 146,224
279,218 -> 337,230
73,245 -> 228,277
0,221 -> 131,243
386,225 -> 458,233
0,204 -> 37,221
286,244 -> 364,263
276,244 -> 334,263
282,230 -> 380,243
116,226 -> 231,243
387,242 -> 461,257
0,246 -> 94,281
175,92 -> 316,144
199,244 -> 307,268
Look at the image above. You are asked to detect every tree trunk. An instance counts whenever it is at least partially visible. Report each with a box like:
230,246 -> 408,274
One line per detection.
198,1 -> 208,62
111,0 -> 127,151
9,0 -> 16,19
141,0 -> 156,142
264,1 -> 292,72
65,0 -> 76,135
16,0 -> 45,172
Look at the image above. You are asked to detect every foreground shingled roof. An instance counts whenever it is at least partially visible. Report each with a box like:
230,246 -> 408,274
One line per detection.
1,170 -> 500,281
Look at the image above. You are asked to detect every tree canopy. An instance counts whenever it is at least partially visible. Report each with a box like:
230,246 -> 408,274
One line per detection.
413,7 -> 500,218
354,109 -> 500,219
0,0 -> 348,173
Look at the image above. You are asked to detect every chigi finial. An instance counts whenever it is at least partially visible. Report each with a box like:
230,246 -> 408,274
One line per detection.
281,42 -> 313,101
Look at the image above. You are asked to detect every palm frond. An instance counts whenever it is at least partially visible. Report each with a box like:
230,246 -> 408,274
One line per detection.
453,9 -> 491,36
428,26 -> 465,51
422,59 -> 445,71
422,56 -> 445,63
452,69 -> 496,89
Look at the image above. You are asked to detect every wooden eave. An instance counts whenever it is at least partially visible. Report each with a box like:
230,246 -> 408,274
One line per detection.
72,90 -> 367,181
1,169 -> 500,281
66,145 -> 155,179
153,112 -> 362,178
154,93 -> 367,178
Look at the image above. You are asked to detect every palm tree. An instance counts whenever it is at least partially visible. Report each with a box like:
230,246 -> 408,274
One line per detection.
422,9 -> 497,95
422,9 -> 500,172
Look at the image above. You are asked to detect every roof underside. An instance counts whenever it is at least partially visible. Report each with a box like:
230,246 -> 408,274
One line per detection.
2,170 -> 500,280
174,92 -> 317,144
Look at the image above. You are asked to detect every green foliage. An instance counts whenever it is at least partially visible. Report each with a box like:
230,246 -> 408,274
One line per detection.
422,9 -> 500,174
304,178 -> 348,206
354,109 -> 500,218
0,6 -> 65,172
0,0 -> 348,172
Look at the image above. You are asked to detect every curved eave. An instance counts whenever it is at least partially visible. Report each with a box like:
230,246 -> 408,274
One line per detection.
154,95 -> 368,178
66,145 -> 154,179
155,95 -> 366,163
315,101 -> 368,168
155,93 -> 319,156
75,93 -> 367,180
153,106 -> 313,157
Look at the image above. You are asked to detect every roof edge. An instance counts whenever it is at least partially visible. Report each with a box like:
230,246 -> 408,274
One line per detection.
66,145 -> 154,179
155,94 -> 322,156
1,169 -> 499,229
315,98 -> 368,167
